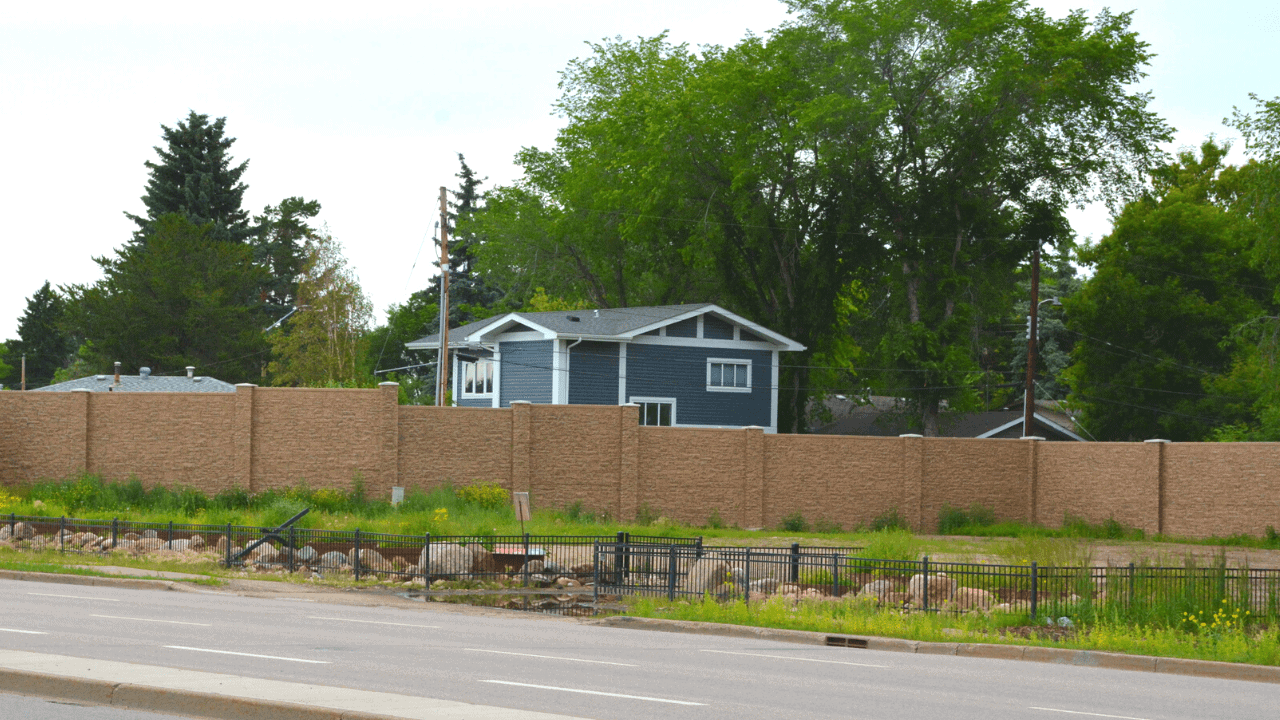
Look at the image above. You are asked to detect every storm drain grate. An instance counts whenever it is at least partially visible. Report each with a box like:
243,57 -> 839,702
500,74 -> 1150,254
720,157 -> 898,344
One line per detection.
825,636 -> 869,648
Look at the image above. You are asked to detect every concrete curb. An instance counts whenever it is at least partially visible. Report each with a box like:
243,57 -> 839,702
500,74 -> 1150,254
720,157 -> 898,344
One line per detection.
590,615 -> 1280,685
0,568 -> 185,592
0,666 -> 418,720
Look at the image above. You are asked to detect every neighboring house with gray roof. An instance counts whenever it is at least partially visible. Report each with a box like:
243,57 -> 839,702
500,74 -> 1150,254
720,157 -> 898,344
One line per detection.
406,304 -> 805,433
33,366 -> 235,393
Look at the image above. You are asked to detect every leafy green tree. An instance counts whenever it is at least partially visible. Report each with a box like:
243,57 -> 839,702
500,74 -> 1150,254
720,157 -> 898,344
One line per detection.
268,232 -> 373,387
1063,141 -> 1270,441
125,112 -> 254,245
4,282 -> 76,388
0,342 -> 13,388
363,293 -> 441,403
476,1 -> 1170,433
254,197 -> 322,320
67,214 -> 268,382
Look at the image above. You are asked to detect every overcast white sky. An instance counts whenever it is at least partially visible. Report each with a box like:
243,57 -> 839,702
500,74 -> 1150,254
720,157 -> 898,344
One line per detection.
2,1 -> 1277,339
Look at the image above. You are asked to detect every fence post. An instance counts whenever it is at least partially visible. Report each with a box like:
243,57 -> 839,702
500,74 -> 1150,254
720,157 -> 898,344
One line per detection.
1128,562 -> 1135,609
622,531 -> 632,578
9,513 -> 14,537
831,552 -> 839,598
744,548 -> 751,602
615,531 -> 625,585
790,543 -> 800,583
667,545 -> 678,601
111,518 -> 118,552
353,529 -> 362,581
593,541 -> 601,607
696,536 -> 704,560
523,533 -> 531,589
168,521 -> 173,548
225,523 -> 232,568
423,532 -> 431,583
1030,562 -> 1039,620
922,556 -> 929,612
288,527 -> 296,574
60,516 -> 66,554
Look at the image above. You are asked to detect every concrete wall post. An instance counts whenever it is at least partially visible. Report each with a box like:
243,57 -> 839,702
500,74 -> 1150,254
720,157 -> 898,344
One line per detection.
742,426 -> 766,530
510,401 -> 532,494
900,434 -> 925,532
70,389 -> 92,475
1146,439 -> 1170,534
378,382 -> 400,495
618,404 -> 640,521
234,384 -> 256,492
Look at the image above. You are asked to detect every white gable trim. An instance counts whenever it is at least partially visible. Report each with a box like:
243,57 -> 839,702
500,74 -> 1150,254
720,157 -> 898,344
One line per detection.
622,304 -> 806,351
471,313 -> 556,341
977,413 -> 1087,442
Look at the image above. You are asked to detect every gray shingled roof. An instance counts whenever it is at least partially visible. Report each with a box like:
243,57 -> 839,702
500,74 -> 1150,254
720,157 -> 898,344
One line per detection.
406,303 -> 784,348
33,373 -> 236,393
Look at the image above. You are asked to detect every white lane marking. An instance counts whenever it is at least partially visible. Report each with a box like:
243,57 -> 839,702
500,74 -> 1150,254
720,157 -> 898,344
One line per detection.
0,628 -> 47,635
307,616 -> 439,629
464,648 -> 637,667
700,649 -> 887,667
164,646 -> 330,664
27,593 -> 120,602
1030,708 -> 1151,720
482,680 -> 705,706
92,614 -> 211,627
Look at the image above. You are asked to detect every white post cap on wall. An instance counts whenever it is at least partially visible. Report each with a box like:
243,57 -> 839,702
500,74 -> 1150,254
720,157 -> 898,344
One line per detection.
899,434 -> 923,438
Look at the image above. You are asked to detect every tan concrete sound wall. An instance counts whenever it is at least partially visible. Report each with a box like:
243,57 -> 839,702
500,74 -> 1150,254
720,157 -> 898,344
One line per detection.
86,392 -> 237,493
1035,441 -> 1160,533
4,387 -> 1280,539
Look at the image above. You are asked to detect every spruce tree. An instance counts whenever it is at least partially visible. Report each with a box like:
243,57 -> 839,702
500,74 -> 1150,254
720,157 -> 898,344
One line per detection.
125,111 -> 253,244
254,197 -> 322,321
423,154 -> 505,326
8,282 -> 75,388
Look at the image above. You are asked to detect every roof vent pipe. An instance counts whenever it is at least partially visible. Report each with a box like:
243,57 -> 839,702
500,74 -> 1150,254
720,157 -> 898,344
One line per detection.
140,367 -> 151,379
186,366 -> 195,379
113,362 -> 121,385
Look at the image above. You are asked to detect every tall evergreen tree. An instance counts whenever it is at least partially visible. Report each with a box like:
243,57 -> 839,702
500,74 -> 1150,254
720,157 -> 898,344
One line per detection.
8,282 -> 75,388
125,111 -> 253,245
254,197 -> 322,321
423,155 -> 506,326
67,215 -> 268,382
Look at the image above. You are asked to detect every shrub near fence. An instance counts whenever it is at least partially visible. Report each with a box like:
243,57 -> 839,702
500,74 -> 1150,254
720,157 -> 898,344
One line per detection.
592,543 -> 1280,626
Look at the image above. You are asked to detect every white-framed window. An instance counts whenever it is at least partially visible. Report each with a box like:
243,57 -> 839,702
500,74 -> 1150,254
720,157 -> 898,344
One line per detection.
631,396 -> 676,427
706,358 -> 751,393
461,358 -> 495,397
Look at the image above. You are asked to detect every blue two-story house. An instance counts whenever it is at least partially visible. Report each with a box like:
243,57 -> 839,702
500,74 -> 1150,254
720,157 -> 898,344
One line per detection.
405,304 -> 805,433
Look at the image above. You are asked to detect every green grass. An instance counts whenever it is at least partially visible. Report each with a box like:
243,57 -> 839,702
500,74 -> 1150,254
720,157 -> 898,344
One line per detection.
625,595 -> 1280,666
0,549 -> 224,586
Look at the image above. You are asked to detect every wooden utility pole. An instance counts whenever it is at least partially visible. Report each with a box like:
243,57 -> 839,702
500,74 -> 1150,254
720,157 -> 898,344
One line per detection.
436,187 -> 451,406
1023,246 -> 1040,437
20,354 -> 26,391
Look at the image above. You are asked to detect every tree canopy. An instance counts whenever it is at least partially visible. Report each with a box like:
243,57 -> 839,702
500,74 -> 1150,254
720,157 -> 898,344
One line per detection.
472,0 -> 1171,432
4,282 -> 75,388
125,111 -> 254,245
67,214 -> 268,381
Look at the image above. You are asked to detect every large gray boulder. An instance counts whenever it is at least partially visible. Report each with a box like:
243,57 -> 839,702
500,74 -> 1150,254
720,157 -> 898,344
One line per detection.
859,579 -> 900,600
907,573 -> 956,607
318,551 -> 348,569
348,548 -> 390,572
420,542 -> 473,577
163,539 -> 191,552
684,559 -> 731,594
294,545 -> 318,562
12,522 -> 35,540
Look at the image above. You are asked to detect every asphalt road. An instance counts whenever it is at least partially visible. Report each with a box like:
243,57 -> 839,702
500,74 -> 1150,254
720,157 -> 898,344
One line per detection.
0,578 -> 1270,720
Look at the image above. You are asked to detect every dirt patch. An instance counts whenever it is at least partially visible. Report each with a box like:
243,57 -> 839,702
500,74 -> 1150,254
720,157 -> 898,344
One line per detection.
1001,624 -> 1078,642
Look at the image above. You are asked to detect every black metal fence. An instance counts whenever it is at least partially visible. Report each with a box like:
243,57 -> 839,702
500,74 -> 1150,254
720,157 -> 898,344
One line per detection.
593,543 -> 1280,622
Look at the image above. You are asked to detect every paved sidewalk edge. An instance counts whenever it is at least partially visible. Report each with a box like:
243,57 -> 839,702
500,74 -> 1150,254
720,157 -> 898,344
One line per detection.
0,666 -> 412,720
0,568 -> 184,593
590,615 -> 1280,685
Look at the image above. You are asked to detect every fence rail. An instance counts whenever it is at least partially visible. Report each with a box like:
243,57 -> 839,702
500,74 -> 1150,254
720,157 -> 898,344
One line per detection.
592,543 -> 1280,621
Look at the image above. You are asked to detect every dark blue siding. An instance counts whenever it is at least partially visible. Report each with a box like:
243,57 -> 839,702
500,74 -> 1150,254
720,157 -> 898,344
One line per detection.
704,315 -> 734,339
568,341 -> 619,405
625,343 -> 772,427
740,328 -> 765,342
667,317 -> 697,337
498,340 -> 553,406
